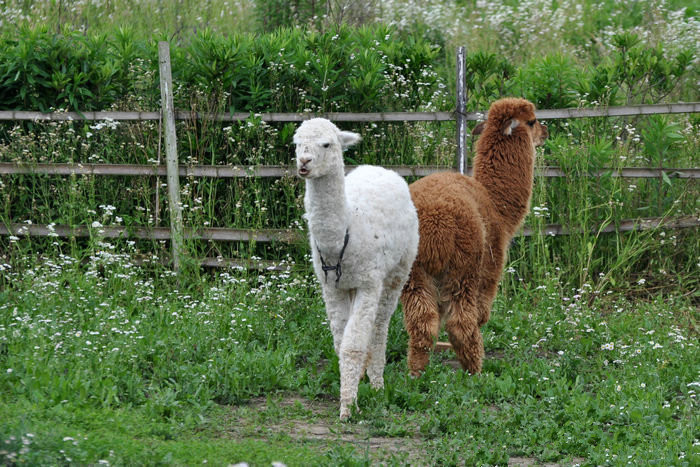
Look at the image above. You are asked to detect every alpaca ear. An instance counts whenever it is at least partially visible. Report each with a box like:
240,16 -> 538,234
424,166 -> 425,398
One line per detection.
502,119 -> 519,135
338,131 -> 361,149
472,122 -> 486,135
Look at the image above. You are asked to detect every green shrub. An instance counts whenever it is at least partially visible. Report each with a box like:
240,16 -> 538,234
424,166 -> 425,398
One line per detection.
0,25 -> 445,114
592,32 -> 696,105
513,54 -> 579,109
0,26 -> 138,112
172,25 -> 444,113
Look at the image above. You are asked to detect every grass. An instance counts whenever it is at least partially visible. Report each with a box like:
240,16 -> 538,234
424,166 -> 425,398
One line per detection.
0,0 -> 258,38
1,254 -> 697,465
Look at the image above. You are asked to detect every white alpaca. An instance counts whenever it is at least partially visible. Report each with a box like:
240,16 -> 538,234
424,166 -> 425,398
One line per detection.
294,118 -> 419,420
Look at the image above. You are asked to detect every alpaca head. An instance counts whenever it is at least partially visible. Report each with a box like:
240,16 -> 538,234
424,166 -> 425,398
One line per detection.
472,98 -> 548,147
293,118 -> 361,179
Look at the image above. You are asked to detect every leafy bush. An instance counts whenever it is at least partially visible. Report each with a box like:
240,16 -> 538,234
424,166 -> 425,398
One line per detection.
585,32 -> 696,105
0,26 -> 139,112
0,25 -> 445,114
172,25 -> 445,113
464,51 -> 516,109
513,54 -> 579,109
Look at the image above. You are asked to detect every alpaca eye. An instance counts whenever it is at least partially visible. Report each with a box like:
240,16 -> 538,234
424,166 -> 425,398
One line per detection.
322,142 -> 330,148
527,120 -> 536,127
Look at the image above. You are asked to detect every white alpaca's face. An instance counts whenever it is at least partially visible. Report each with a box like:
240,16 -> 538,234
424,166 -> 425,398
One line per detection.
293,118 -> 360,179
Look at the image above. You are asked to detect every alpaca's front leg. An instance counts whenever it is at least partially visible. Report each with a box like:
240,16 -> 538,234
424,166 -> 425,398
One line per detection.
339,286 -> 382,420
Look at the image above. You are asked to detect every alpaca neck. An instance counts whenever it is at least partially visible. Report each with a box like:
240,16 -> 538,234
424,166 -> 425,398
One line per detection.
304,169 -> 350,257
473,138 -> 535,232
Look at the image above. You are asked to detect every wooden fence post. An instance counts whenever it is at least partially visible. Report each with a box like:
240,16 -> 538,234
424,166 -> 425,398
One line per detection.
158,41 -> 184,271
456,46 -> 468,174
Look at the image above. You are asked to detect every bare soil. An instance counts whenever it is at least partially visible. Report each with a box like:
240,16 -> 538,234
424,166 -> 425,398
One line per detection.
220,395 -> 584,466
222,396 -> 425,463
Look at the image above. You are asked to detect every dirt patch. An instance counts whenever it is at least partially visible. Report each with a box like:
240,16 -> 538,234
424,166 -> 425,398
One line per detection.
508,457 -> 585,466
223,396 -> 425,463
285,422 -> 421,460
220,396 -> 584,466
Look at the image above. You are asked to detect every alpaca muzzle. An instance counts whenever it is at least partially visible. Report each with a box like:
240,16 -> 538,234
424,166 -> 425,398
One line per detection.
535,123 -> 549,147
298,158 -> 312,177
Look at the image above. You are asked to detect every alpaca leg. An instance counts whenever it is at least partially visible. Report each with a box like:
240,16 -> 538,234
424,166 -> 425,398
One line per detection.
445,295 -> 484,374
365,303 -> 391,390
322,287 -> 352,355
477,244 -> 505,326
339,286 -> 382,420
365,279 -> 403,389
400,267 -> 439,377
477,276 -> 499,327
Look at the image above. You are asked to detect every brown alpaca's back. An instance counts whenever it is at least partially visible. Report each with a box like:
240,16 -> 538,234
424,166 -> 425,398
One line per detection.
408,172 -> 500,284
400,97 -> 548,376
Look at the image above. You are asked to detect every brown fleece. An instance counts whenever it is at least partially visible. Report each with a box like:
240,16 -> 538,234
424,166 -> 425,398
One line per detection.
400,97 -> 548,376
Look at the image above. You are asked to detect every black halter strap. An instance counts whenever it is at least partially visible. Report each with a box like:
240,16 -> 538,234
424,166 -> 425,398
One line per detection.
316,228 -> 350,285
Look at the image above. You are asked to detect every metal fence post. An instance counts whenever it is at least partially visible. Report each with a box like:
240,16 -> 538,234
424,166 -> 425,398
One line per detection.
158,41 -> 184,271
456,46 -> 467,174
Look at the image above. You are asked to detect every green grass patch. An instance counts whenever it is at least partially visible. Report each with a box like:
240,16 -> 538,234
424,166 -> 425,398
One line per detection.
1,259 -> 697,465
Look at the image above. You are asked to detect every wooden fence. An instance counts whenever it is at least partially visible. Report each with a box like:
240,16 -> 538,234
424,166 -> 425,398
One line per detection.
1,44 -> 699,270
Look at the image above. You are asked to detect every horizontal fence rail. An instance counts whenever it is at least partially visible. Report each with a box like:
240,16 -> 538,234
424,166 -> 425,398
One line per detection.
1,102 -> 698,123
3,216 -> 697,245
2,162 -> 699,179
519,216 -> 700,237
0,223 -> 300,243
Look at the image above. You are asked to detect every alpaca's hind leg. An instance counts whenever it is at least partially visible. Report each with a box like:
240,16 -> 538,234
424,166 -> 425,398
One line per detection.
445,295 -> 484,374
400,267 -> 439,377
365,277 -> 404,389
339,286 -> 382,420
323,287 -> 352,355
477,276 -> 499,327
477,244 -> 505,326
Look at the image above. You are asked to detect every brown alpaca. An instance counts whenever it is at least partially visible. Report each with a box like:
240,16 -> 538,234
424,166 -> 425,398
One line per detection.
400,97 -> 548,376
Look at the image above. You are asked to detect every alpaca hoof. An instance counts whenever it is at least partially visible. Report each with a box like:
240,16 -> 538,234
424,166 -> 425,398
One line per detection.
369,378 -> 384,390
339,406 -> 351,421
460,363 -> 482,375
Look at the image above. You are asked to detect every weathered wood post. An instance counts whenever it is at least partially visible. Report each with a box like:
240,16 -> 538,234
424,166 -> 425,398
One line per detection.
158,41 -> 184,271
456,46 -> 468,174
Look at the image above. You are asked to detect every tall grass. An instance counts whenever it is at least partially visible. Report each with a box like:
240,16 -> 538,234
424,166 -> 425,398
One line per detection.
0,0 -> 258,37
2,109 -> 697,292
